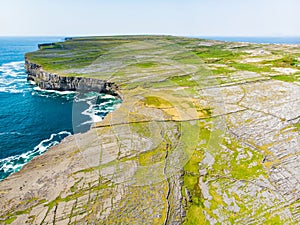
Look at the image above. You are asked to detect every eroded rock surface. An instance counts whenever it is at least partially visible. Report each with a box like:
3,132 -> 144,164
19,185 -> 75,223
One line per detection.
0,36 -> 300,224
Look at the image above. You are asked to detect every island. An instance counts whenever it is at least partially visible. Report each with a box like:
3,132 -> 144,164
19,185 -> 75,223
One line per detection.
0,35 -> 300,224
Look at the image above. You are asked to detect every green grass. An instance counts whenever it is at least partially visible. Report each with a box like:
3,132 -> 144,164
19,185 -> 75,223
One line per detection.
213,137 -> 266,180
193,45 -> 246,63
169,75 -> 198,87
134,62 -> 157,68
271,75 -> 297,82
230,62 -> 271,73
25,38 -> 126,72
143,96 -> 173,108
263,56 -> 299,68
138,142 -> 167,166
39,43 -> 64,50
183,205 -> 207,225
130,122 -> 152,138
211,66 -> 232,75
182,122 -> 211,224
26,50 -> 103,71
4,216 -> 17,224
264,214 -> 282,224
182,129 -> 268,224
194,46 -> 239,58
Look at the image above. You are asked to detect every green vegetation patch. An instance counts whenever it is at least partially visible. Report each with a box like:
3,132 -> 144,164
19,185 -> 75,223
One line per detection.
39,43 -> 64,50
213,137 -> 266,180
182,121 -> 212,224
169,75 -> 198,87
25,38 -> 131,73
138,142 -> 167,166
230,62 -> 271,73
193,45 -> 246,63
263,56 -> 299,68
264,213 -> 282,224
4,216 -> 17,224
134,62 -> 157,68
271,75 -> 297,82
182,126 -> 268,224
194,46 -> 238,59
183,205 -> 207,225
211,66 -> 233,75
143,96 -> 173,108
130,122 -> 152,138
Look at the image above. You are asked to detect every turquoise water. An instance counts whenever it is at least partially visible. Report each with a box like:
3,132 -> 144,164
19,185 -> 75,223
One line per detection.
0,37 -> 121,181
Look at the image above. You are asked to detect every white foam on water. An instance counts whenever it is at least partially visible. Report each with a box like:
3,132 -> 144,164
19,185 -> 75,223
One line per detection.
74,95 -> 96,103
77,93 -> 122,126
100,94 -> 116,99
91,114 -> 103,123
81,97 -> 102,123
0,61 -> 24,73
32,87 -> 76,101
31,87 -> 76,101
33,87 -> 76,95
33,86 -> 42,91
0,131 -> 71,179
0,61 -> 27,93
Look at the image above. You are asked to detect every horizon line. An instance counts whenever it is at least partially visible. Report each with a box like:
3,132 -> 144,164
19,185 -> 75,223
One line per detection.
0,34 -> 299,38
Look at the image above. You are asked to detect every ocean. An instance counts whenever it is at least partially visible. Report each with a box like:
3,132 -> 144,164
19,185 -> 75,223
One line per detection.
0,37 -> 121,181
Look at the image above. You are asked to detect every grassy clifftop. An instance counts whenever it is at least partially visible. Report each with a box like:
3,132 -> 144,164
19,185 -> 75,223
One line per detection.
1,36 -> 300,224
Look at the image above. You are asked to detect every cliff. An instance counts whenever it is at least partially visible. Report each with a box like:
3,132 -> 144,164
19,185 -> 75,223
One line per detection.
0,36 -> 300,224
25,59 -> 120,96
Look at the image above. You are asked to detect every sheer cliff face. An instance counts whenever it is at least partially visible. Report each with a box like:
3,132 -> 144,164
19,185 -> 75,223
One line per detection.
25,59 -> 119,96
1,36 -> 300,224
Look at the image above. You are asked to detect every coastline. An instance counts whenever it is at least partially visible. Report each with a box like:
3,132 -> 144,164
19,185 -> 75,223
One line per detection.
0,54 -> 122,181
1,36 -> 300,224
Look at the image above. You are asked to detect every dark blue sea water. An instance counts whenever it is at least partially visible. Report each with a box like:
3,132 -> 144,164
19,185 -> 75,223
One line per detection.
0,37 -> 121,181
196,36 -> 300,44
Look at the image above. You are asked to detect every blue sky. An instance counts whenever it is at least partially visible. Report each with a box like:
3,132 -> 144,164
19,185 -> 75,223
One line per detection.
0,0 -> 299,36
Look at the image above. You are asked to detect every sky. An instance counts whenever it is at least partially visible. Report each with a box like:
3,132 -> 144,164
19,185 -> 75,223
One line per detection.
0,0 -> 299,37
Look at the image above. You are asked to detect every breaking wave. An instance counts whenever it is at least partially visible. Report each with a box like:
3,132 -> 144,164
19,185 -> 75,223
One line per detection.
0,131 -> 71,181
76,92 -> 122,125
0,61 -> 28,94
